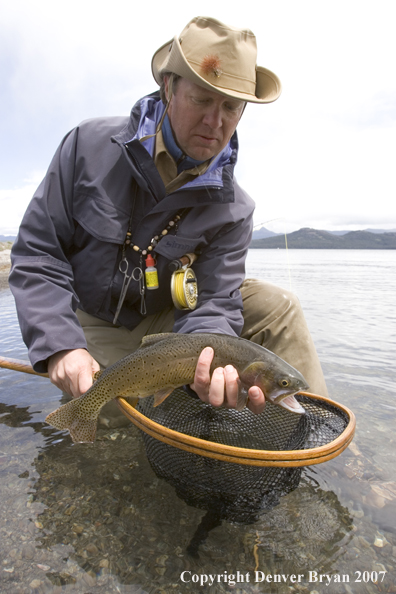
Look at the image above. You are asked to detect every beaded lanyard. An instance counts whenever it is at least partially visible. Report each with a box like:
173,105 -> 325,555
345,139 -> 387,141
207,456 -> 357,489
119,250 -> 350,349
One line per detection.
113,202 -> 187,324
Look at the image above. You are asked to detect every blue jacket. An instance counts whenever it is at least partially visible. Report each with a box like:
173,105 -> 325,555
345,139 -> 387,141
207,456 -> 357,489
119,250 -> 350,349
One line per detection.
10,92 -> 255,373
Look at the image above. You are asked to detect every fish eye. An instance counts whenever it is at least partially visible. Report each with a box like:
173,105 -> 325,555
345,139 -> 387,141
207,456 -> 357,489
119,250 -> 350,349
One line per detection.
279,379 -> 290,387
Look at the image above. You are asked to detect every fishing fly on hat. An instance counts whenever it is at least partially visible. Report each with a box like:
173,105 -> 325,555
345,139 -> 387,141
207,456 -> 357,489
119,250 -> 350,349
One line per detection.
152,16 -> 282,104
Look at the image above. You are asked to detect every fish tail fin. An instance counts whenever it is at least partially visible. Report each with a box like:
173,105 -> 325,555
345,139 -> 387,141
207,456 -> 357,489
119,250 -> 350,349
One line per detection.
69,418 -> 98,443
45,399 -> 98,443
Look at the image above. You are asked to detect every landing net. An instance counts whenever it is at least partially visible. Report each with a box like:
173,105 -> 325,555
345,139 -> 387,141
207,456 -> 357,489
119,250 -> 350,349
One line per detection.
117,391 -> 355,520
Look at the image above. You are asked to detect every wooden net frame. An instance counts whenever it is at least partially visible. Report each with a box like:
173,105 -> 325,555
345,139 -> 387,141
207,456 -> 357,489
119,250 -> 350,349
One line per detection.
117,392 -> 355,468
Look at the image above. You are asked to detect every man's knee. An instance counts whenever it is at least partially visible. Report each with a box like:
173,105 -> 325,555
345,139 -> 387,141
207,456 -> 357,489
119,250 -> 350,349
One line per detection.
241,278 -> 302,324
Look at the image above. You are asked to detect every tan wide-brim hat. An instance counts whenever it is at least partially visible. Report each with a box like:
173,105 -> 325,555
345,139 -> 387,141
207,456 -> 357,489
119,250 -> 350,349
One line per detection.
152,16 -> 281,104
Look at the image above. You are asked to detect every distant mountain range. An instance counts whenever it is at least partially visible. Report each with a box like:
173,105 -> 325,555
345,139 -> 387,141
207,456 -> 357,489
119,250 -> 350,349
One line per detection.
2,229 -> 396,250
250,228 -> 396,249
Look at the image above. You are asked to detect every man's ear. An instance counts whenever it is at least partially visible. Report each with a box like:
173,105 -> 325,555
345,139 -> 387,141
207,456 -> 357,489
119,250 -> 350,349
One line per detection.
164,73 -> 177,105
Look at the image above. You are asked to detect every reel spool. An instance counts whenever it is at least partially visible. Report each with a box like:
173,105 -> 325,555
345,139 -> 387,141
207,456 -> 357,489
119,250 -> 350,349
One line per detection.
171,267 -> 198,310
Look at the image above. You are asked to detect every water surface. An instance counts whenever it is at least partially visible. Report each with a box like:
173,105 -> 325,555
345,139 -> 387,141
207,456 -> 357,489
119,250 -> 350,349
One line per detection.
0,249 -> 395,593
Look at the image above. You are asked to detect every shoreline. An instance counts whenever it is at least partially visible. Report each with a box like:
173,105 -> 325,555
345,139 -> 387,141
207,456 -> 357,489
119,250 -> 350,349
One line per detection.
0,249 -> 11,290
0,269 -> 10,290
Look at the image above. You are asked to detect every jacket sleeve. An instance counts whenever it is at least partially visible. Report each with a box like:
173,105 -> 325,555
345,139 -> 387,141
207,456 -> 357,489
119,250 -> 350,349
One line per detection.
173,197 -> 253,337
9,128 -> 88,373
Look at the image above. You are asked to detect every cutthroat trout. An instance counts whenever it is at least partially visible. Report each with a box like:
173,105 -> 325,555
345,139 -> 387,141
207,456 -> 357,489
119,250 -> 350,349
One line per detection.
45,333 -> 309,443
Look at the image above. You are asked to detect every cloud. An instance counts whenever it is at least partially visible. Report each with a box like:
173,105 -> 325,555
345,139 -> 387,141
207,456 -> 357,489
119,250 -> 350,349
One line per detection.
0,173 -> 44,233
236,85 -> 396,233
1,0 -> 396,233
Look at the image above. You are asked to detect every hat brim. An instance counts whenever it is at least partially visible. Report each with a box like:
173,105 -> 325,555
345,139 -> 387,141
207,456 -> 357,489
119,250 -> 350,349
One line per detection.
152,36 -> 281,104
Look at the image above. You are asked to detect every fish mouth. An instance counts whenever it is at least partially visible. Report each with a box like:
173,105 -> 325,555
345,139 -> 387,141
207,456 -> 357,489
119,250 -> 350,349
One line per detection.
273,392 -> 305,414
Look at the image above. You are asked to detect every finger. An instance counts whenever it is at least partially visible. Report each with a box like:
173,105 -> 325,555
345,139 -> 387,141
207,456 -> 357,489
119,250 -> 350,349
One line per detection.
71,356 -> 100,398
60,367 -> 83,399
223,365 -> 239,408
247,386 -> 266,415
208,367 -> 225,407
48,361 -> 68,394
48,350 -> 99,399
75,369 -> 94,398
190,347 -> 214,400
92,360 -> 101,375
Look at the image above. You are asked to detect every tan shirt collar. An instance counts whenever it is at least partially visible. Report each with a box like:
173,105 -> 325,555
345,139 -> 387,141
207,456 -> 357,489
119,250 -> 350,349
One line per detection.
154,129 -> 211,194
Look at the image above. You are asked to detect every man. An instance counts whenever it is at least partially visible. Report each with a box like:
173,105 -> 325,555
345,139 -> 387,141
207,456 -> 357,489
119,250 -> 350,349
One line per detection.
10,17 -> 327,424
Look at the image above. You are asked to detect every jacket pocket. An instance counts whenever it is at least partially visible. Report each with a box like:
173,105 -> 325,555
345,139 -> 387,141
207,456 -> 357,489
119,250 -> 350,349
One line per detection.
154,234 -> 203,260
73,192 -> 129,244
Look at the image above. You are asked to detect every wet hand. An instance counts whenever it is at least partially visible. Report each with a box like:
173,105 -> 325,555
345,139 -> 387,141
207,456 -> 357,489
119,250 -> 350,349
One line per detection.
48,348 -> 101,398
190,347 -> 266,414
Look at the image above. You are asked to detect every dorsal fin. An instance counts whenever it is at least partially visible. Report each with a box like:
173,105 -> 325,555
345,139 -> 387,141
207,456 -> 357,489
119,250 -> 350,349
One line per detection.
140,333 -> 174,348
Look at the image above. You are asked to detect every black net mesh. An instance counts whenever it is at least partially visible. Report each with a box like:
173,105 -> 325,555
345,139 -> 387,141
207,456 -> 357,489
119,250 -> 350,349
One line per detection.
137,390 -> 350,522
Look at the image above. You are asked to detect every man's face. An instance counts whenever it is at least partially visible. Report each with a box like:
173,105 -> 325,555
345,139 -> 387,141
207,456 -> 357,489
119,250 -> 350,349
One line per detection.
164,77 -> 245,161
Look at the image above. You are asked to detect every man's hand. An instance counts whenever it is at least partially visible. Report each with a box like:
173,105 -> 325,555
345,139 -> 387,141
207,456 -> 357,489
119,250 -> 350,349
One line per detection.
190,347 -> 266,414
48,349 -> 101,398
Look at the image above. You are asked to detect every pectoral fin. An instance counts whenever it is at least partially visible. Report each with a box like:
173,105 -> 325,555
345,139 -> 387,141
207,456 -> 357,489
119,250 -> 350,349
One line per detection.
236,380 -> 249,411
153,387 -> 174,407
236,362 -> 270,411
240,361 -> 267,384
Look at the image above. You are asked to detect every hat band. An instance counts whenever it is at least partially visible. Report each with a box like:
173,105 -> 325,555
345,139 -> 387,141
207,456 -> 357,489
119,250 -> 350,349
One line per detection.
187,58 -> 256,97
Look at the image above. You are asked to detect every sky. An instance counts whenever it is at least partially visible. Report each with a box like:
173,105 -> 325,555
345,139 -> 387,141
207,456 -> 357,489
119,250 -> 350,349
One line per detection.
1,0 -> 395,235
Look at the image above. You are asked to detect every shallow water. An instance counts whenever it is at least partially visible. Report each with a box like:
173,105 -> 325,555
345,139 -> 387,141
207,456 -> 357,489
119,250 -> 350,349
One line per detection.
1,249 -> 396,593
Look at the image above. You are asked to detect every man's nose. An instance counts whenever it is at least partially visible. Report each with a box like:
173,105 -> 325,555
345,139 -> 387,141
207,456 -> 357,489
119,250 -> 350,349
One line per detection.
202,106 -> 222,129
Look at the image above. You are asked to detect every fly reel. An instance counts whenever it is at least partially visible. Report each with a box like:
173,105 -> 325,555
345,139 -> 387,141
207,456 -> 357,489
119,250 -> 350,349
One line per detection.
171,267 -> 198,310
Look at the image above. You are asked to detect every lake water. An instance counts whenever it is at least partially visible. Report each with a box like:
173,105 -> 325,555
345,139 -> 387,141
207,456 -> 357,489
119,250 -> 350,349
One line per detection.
0,249 -> 395,593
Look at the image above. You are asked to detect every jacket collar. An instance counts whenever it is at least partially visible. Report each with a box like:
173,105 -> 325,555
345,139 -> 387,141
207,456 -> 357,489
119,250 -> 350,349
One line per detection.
112,92 -> 239,203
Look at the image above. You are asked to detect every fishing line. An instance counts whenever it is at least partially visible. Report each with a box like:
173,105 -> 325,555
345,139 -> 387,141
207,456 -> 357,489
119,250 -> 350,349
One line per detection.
171,267 -> 198,310
252,217 -> 293,292
252,217 -> 283,230
284,224 -> 293,292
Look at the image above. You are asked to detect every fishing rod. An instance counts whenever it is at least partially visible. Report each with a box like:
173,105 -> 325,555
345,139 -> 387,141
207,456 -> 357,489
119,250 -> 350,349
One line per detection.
0,355 -> 48,377
252,217 -> 283,230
